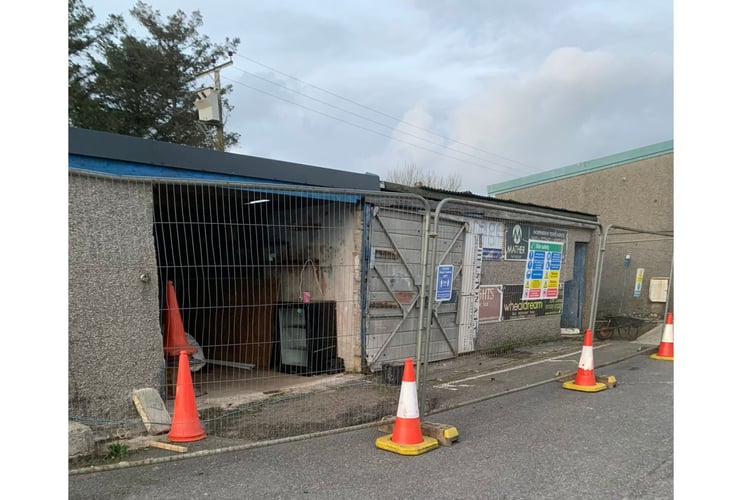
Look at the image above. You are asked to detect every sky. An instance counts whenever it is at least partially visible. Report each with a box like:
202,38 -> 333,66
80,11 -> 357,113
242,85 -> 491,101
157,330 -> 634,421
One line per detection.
78,0 -> 673,195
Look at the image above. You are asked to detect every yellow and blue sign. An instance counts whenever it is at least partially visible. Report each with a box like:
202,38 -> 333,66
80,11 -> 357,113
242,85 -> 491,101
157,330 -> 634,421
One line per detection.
522,240 -> 563,300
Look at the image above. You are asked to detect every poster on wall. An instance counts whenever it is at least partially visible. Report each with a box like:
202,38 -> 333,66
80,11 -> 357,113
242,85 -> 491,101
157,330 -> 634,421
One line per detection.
502,284 -> 564,320
505,223 -> 568,261
522,240 -> 562,300
475,221 -> 503,261
478,285 -> 503,323
633,268 -> 645,297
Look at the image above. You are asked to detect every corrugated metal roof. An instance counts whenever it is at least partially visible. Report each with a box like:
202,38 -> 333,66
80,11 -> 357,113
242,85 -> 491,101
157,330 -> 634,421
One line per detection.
486,140 -> 673,196
381,181 -> 598,220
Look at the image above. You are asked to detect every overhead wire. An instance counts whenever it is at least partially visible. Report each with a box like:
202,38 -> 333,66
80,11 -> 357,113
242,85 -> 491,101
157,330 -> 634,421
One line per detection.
227,62 -> 540,177
222,73 -> 535,177
235,53 -> 544,173
210,53 -> 546,179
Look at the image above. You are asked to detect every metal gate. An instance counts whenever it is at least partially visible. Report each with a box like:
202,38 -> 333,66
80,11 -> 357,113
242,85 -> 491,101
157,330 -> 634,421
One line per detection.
423,214 -> 470,363
363,204 -> 468,371
363,205 -> 425,371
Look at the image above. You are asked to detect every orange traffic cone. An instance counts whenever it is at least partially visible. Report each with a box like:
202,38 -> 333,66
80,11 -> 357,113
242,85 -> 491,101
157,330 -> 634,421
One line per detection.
375,358 -> 438,455
167,350 -> 207,443
562,329 -> 608,392
651,312 -> 674,361
164,280 -> 197,357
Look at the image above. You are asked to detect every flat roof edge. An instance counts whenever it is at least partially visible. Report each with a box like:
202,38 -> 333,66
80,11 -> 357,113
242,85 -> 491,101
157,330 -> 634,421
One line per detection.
487,139 -> 673,195
68,127 -> 381,191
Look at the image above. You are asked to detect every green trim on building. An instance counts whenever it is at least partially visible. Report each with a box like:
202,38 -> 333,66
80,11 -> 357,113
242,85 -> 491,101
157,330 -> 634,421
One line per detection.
487,140 -> 673,196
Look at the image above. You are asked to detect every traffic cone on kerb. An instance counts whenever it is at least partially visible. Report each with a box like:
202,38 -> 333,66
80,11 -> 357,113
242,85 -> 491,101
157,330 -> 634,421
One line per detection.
167,350 -> 207,443
562,329 -> 608,393
375,358 -> 439,455
651,313 -> 674,361
164,280 -> 197,357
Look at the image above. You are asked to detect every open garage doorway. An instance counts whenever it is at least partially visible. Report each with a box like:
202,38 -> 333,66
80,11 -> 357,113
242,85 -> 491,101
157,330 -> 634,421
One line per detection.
152,182 -> 361,402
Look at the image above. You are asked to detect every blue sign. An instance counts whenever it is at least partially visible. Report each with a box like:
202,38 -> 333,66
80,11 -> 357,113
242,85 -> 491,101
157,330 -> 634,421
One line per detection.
435,265 -> 454,302
482,248 -> 502,261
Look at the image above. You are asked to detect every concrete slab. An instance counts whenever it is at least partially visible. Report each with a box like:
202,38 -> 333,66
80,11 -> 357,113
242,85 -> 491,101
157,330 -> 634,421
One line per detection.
132,388 -> 171,435
69,421 -> 95,459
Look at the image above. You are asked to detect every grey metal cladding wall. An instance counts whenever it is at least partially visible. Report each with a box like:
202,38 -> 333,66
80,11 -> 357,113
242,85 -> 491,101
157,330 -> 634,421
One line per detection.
365,207 -> 425,369
365,207 -> 464,370
69,127 -> 381,191
424,215 -> 465,361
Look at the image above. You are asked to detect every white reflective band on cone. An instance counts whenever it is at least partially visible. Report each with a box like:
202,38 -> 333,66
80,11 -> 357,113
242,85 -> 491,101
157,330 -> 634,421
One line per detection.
662,324 -> 674,343
578,346 -> 594,370
396,381 -> 419,418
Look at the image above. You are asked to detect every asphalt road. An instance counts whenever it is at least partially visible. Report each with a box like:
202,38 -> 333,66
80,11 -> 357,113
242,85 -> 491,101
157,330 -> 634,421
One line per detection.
68,352 -> 673,499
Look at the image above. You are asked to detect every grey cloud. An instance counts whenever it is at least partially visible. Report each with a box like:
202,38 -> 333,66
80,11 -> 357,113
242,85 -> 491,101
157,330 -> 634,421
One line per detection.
448,46 -> 673,184
83,0 -> 673,195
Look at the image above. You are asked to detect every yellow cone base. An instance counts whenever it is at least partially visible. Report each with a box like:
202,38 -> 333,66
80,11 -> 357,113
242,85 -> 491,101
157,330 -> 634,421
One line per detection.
650,353 -> 674,361
562,379 -> 608,392
375,433 -> 439,455
378,421 -> 459,446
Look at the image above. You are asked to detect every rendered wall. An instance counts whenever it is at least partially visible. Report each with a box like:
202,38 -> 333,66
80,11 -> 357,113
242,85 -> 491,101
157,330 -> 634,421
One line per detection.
474,226 -> 597,348
495,152 -> 674,318
273,204 -> 363,372
68,173 -> 163,424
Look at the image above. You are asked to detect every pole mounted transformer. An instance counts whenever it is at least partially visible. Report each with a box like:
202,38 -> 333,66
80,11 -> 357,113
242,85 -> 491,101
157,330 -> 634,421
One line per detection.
194,59 -> 233,151
194,87 -> 221,123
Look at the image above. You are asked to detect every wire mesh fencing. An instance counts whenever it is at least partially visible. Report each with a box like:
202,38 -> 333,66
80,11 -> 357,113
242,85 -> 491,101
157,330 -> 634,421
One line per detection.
69,170 -> 673,454
412,197 -> 602,414
590,225 -> 673,341
69,170 -> 432,446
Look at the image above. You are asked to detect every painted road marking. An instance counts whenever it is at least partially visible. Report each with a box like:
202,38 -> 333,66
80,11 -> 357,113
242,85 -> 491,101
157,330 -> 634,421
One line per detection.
434,345 -> 607,390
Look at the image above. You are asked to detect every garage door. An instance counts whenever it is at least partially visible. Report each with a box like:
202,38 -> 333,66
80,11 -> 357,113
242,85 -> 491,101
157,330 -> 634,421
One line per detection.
364,205 -> 467,371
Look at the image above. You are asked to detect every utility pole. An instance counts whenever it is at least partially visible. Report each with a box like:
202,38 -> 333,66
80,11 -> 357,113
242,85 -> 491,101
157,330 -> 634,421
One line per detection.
194,58 -> 233,151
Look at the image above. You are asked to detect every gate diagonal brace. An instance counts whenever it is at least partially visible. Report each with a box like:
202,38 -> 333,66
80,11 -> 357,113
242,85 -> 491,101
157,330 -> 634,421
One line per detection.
378,419 -> 459,446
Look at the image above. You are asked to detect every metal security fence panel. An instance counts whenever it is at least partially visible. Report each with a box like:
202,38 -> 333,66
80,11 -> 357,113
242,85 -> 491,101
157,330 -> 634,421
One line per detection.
72,169 -> 672,454
362,203 -> 428,371
421,212 -> 468,363
591,225 -> 673,340
416,197 -> 601,413
69,170 -> 436,448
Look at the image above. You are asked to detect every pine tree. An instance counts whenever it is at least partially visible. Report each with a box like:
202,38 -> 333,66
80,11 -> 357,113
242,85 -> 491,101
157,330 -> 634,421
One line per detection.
68,0 -> 240,149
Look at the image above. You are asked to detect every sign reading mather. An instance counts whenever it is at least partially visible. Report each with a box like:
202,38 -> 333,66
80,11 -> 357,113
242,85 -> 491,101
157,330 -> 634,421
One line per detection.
522,240 -> 562,300
505,223 -> 568,261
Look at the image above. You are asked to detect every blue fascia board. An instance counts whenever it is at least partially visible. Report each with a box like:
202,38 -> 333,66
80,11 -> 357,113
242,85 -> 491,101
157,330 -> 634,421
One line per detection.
69,154 -> 361,203
69,154 -> 273,183
487,140 -> 673,196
